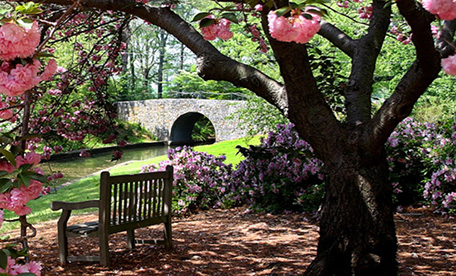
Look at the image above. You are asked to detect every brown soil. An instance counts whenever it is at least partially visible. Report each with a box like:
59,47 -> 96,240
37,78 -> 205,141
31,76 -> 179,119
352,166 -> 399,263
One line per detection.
12,208 -> 456,275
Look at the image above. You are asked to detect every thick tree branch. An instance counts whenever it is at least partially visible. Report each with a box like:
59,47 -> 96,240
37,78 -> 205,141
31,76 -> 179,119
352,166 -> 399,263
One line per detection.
29,0 -> 289,113
437,20 -> 456,57
368,0 -> 441,150
259,3 -> 342,159
344,0 -> 391,126
318,21 -> 356,57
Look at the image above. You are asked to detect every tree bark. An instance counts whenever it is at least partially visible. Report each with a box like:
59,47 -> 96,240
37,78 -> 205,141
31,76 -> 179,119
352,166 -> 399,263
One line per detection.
306,143 -> 397,275
157,31 -> 168,98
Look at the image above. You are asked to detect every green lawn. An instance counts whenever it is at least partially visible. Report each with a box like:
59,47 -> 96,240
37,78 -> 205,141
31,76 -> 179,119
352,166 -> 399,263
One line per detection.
1,136 -> 260,233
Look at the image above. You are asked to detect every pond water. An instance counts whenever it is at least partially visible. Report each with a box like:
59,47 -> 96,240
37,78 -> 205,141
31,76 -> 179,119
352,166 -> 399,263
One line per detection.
42,144 -> 170,185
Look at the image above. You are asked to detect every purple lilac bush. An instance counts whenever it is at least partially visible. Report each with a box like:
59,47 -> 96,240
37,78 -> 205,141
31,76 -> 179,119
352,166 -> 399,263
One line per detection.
141,146 -> 232,215
226,124 -> 325,213
387,117 -> 456,214
386,117 -> 432,207
141,119 -> 456,216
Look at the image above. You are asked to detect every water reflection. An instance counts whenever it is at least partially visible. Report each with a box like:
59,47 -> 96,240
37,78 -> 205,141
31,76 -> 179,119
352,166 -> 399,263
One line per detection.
42,145 -> 170,184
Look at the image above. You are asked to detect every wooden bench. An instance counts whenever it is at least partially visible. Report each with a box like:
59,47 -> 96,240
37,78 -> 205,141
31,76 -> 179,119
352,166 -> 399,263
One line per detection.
50,165 -> 173,266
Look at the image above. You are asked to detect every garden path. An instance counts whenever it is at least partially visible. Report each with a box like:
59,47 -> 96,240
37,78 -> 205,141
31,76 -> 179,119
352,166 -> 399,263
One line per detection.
12,207 -> 456,275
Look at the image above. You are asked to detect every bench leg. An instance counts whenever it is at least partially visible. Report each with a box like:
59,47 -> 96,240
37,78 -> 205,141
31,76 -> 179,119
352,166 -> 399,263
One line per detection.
57,230 -> 68,265
57,210 -> 70,265
164,217 -> 172,249
126,230 -> 135,249
99,232 -> 110,266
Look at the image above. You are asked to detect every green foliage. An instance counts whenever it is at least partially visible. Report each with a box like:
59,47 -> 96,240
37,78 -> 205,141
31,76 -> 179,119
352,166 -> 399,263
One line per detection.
114,120 -> 156,144
38,120 -> 155,153
164,66 -> 248,98
308,45 -> 346,117
191,116 -> 215,142
232,94 -> 289,136
109,74 -> 155,101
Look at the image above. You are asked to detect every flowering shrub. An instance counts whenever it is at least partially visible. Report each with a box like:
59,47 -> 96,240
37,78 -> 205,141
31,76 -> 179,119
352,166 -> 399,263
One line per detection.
228,124 -> 324,214
141,146 -> 232,214
387,117 -> 456,214
386,118 -> 433,207
419,118 -> 456,214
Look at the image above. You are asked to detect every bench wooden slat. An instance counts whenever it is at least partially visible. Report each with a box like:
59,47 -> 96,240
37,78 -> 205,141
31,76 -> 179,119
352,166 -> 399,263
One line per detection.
51,165 -> 173,266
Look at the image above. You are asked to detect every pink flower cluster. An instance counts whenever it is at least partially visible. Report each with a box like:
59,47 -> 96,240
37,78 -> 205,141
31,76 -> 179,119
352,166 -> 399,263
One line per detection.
422,0 -> 456,20
0,100 -> 13,119
442,54 -> 456,75
0,58 -> 57,97
358,5 -> 373,19
0,152 -> 43,216
200,17 -> 233,41
247,24 -> 268,53
390,25 -> 413,45
0,256 -> 41,276
267,9 -> 321,44
0,22 -> 40,61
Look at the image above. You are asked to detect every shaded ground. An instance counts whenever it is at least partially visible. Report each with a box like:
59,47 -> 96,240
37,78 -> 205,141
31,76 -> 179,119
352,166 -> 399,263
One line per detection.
13,208 -> 456,275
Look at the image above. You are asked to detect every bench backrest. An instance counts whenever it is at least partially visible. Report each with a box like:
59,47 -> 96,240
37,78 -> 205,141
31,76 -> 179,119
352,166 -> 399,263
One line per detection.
99,165 -> 173,234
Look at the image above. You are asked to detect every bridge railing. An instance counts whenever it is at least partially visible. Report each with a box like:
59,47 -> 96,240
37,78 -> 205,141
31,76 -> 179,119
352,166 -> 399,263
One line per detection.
116,91 -> 249,101
164,91 -> 248,100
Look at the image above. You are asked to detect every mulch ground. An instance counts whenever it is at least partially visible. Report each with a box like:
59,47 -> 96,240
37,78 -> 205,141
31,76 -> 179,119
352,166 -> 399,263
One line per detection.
11,208 -> 456,275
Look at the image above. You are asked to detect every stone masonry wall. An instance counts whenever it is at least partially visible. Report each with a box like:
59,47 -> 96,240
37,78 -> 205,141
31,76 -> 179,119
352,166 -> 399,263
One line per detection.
117,99 -> 248,142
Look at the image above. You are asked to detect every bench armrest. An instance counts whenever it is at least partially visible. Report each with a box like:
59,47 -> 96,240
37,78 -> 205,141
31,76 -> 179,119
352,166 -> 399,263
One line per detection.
51,200 -> 100,211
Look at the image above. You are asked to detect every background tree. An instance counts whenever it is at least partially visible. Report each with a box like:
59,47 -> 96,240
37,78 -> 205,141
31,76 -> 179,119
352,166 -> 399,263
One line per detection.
9,0 -> 456,275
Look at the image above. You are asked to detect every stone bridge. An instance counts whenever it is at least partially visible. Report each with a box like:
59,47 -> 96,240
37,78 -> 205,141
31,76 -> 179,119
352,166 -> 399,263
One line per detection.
117,99 -> 248,144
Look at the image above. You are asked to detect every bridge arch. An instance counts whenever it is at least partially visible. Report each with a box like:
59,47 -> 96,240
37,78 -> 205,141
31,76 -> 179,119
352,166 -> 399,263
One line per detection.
117,99 -> 248,144
170,112 -> 215,145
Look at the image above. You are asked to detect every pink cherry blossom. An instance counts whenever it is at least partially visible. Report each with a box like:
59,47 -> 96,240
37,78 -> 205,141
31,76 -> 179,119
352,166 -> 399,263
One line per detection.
442,54 -> 456,75
201,22 -> 219,40
337,1 -> 350,8
41,59 -> 57,81
268,9 -> 321,44
0,61 -> 41,97
22,180 -> 43,200
0,22 -> 41,61
0,59 -> 58,97
254,4 -> 263,11
200,17 -> 233,41
15,151 -> 41,168
422,0 -> 456,20
0,193 -> 11,209
0,210 -> 3,229
217,19 -> 233,40
358,5 -> 373,19
0,101 -> 13,119
0,160 -> 14,174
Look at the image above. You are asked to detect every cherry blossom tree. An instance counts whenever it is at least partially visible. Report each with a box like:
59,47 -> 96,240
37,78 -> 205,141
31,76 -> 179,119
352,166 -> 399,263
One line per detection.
5,0 -> 456,274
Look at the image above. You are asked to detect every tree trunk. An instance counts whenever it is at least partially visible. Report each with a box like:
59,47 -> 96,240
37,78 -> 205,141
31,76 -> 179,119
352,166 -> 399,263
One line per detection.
157,31 -> 168,99
305,147 -> 397,275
